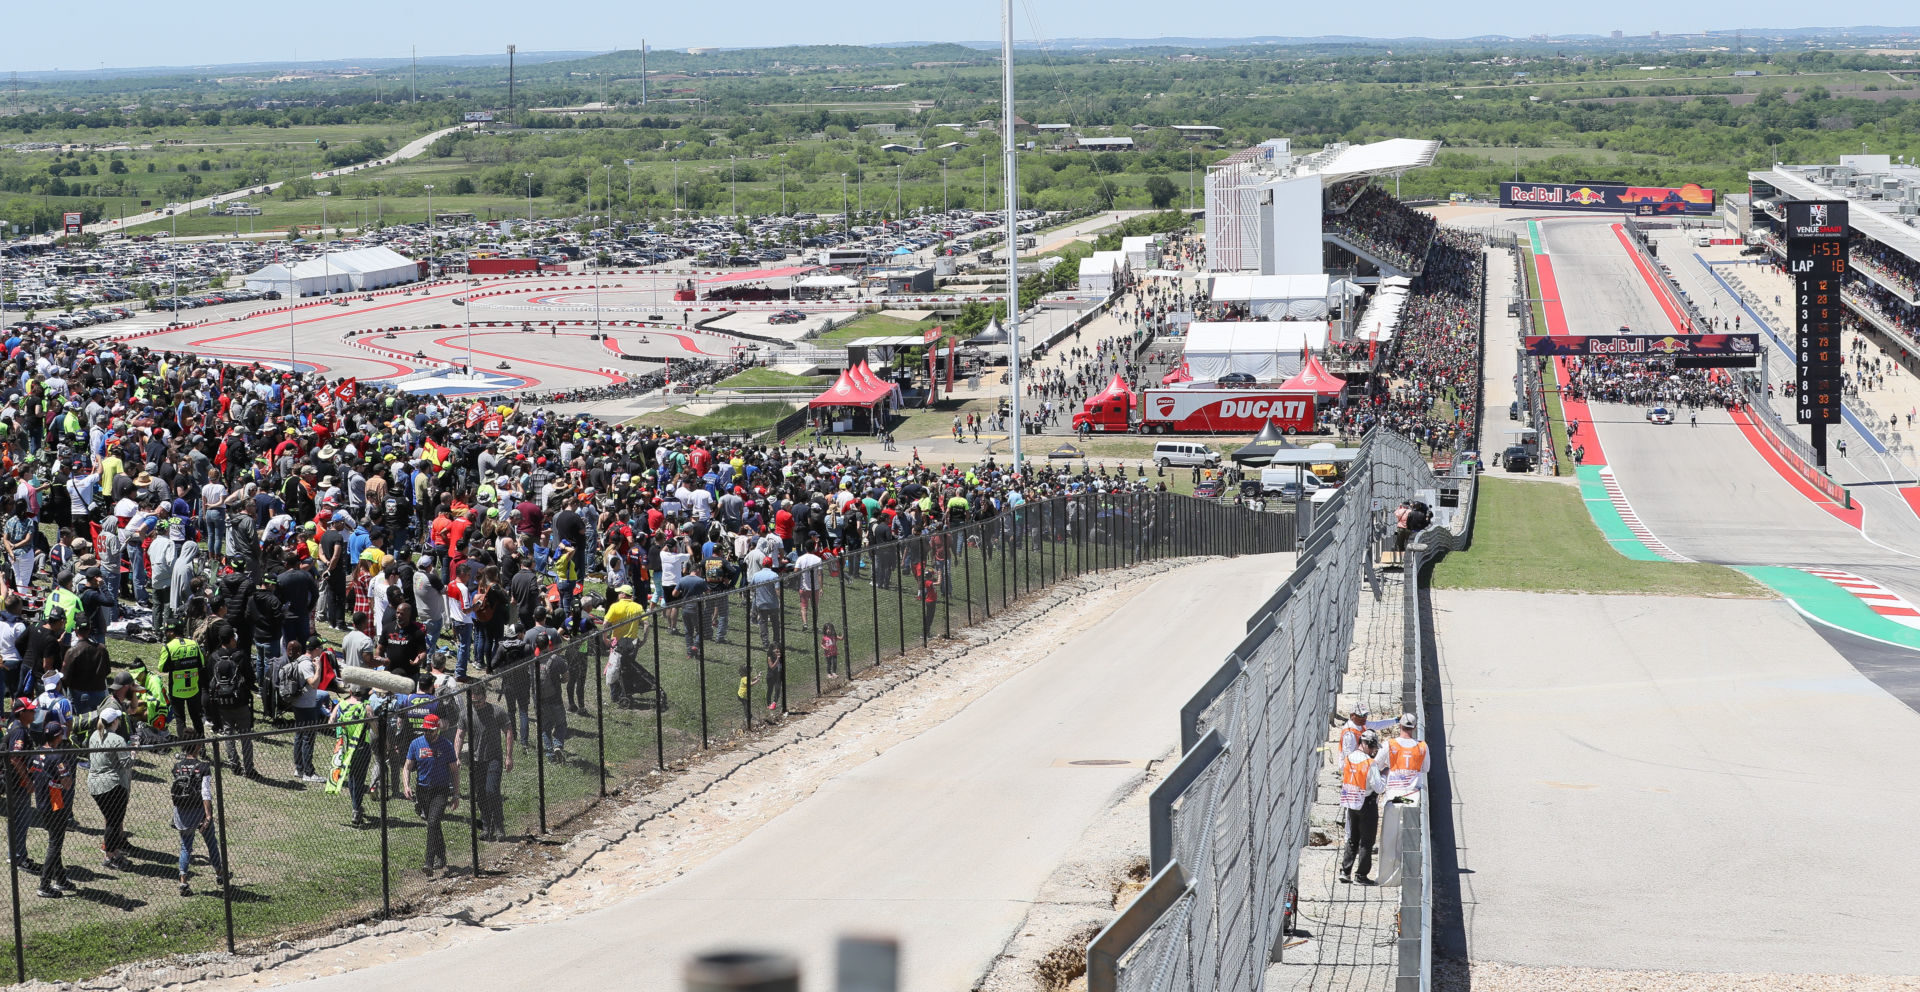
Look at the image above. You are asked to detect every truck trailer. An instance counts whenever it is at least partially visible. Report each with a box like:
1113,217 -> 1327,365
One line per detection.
1072,383 -> 1317,435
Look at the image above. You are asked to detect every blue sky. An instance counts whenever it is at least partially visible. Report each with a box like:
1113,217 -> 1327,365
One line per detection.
7,2 -> 1919,75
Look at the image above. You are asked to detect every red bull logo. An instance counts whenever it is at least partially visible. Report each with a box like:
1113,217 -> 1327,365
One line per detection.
1567,187 -> 1605,206
1648,336 -> 1688,354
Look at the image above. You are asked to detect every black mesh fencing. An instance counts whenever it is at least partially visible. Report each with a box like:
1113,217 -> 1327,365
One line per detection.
0,489 -> 1293,983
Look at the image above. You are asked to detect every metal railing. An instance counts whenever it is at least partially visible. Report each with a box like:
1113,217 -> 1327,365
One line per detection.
1,490 -> 1290,987
1087,431 -> 1445,992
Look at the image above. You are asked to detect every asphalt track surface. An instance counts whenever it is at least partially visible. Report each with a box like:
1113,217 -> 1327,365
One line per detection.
112,275 -> 828,393
273,553 -> 1290,992
1537,216 -> 1920,705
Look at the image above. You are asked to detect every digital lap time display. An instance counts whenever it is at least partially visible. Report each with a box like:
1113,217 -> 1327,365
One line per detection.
1785,200 -> 1849,427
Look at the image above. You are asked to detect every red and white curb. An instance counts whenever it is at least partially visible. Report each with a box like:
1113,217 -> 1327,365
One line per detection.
1599,467 -> 1691,562
1799,568 -> 1920,629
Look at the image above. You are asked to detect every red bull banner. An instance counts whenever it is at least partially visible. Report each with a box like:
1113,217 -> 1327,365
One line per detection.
1524,333 -> 1759,357
1501,181 -> 1715,216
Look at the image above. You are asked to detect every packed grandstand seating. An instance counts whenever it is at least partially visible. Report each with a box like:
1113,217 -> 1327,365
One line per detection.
1852,243 -> 1920,299
1847,280 -> 1920,336
1328,229 -> 1483,451
1322,185 -> 1437,274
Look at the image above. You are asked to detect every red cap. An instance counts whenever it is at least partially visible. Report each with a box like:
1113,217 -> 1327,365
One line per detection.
422,714 -> 441,730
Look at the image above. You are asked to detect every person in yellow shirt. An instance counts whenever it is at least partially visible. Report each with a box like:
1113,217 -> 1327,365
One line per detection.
98,451 -> 124,499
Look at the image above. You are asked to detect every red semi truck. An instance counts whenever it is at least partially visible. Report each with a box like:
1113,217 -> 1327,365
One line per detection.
1072,384 -> 1317,435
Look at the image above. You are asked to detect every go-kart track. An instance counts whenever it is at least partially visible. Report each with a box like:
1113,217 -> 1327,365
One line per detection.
106,273 -> 872,396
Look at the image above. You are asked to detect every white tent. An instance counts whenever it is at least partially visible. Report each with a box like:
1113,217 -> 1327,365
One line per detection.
1208,273 -> 1333,320
1182,321 -> 1331,380
1121,235 -> 1156,271
1354,286 -> 1409,343
244,246 -> 418,297
796,275 -> 859,289
1078,250 -> 1130,295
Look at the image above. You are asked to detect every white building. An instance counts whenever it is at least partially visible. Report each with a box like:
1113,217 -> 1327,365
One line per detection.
1204,137 -> 1440,275
1078,250 -> 1130,295
244,246 -> 420,297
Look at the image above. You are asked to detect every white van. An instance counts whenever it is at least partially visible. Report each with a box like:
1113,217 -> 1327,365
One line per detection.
1258,465 -> 1323,498
1152,441 -> 1219,469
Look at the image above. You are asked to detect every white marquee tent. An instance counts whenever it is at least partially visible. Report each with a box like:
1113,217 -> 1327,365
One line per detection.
1208,273 -> 1333,320
1078,250 -> 1130,295
245,246 -> 419,297
1181,321 -> 1332,380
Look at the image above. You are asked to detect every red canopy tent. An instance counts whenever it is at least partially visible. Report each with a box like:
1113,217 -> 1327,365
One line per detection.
1275,352 -> 1345,398
808,370 -> 870,409
1160,361 -> 1193,385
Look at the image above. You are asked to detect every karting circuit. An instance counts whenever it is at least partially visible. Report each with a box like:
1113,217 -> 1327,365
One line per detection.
110,271 -> 863,396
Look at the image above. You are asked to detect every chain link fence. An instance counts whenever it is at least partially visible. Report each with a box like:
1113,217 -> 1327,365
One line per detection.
1089,431 -> 1442,992
0,488 -> 1290,985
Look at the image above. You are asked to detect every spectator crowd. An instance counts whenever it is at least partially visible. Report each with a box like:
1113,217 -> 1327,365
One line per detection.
1323,186 -> 1438,275
0,323 -> 1191,894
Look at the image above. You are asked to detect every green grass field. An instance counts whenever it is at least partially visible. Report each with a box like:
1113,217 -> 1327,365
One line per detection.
1433,477 -> 1766,597
712,368 -> 828,390
809,312 -> 931,346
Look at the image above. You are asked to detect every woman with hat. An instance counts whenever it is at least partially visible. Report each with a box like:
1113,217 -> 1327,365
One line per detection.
85,707 -> 134,871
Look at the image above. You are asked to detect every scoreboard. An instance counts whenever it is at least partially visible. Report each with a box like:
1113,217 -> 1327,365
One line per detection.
1785,200 -> 1848,431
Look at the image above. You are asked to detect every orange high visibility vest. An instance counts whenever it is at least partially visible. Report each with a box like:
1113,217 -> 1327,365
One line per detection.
1341,752 -> 1373,793
1387,737 -> 1428,774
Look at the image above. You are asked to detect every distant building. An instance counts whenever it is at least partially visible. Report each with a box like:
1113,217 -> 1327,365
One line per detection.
1170,125 -> 1223,140
1035,123 -> 1072,133
878,143 -> 926,154
1076,136 -> 1136,151
859,123 -> 898,135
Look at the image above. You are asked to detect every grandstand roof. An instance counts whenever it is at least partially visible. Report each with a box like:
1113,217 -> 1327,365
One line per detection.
1300,139 -> 1441,185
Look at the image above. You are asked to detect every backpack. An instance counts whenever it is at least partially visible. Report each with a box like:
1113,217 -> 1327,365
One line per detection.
272,657 -> 306,701
170,759 -> 204,809
474,586 -> 495,623
209,656 -> 244,707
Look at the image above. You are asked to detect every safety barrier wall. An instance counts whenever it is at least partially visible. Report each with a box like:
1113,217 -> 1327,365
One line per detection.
1735,379 -> 1854,508
1088,431 -> 1443,992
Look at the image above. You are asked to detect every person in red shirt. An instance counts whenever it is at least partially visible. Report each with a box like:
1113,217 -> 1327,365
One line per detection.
688,443 -> 711,477
429,506 -> 455,552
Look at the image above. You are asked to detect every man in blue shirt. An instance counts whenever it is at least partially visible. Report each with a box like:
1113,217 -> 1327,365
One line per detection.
402,713 -> 457,876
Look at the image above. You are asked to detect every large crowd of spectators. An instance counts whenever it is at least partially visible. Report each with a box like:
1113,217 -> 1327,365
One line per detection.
1323,186 -> 1437,274
1847,280 -> 1920,338
1852,243 -> 1920,300
0,324 -> 1184,894
1564,355 -> 1735,409
1329,230 -> 1484,451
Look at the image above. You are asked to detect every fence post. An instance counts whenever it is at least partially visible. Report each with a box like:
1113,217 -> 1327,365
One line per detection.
964,525 -> 976,626
894,545 -> 906,657
999,519 -> 1008,609
744,587 -> 755,731
5,763 -> 20,983
652,614 -> 666,770
532,656 -> 548,835
593,637 -> 606,797
839,560 -> 854,675
465,686 -> 480,875
212,754 -> 236,954
697,602 -> 710,749
809,567 -> 823,695
870,564 -> 882,670
378,714 -> 391,919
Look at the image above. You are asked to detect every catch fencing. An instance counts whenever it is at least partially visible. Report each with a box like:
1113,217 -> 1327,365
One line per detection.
1088,430 -> 1442,992
0,489 -> 1288,986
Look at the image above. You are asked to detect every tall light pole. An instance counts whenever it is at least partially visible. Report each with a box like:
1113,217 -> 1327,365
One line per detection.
895,164 -> 902,219
525,172 -> 535,224
841,173 -> 848,237
943,160 -> 949,213
605,163 -> 613,227
673,160 -> 679,215
423,183 -> 434,251
624,159 -> 634,219
507,44 -> 518,127
463,277 -> 474,374
1000,0 -> 1024,474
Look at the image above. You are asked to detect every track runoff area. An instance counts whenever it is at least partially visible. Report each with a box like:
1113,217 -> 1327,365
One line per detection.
1449,213 -> 1920,980
113,272 -> 856,395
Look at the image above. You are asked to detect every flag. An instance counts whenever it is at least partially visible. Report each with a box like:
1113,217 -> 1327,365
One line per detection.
465,401 -> 487,429
482,415 -> 504,438
335,378 -> 358,403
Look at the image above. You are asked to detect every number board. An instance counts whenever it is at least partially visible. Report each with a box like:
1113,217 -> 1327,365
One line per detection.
1785,200 -> 1849,425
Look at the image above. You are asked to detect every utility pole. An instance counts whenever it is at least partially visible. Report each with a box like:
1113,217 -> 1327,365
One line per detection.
411,46 -> 417,103
641,40 -> 648,107
508,45 -> 518,127
1001,0 -> 1024,474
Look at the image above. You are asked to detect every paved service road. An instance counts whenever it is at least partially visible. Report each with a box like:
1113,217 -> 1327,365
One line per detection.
276,553 -> 1291,992
84,123 -> 476,235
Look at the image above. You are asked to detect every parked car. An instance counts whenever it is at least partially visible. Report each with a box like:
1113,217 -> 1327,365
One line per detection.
1646,406 -> 1673,425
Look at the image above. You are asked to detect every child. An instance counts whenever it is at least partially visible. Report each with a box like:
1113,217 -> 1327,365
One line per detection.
736,662 -> 756,726
765,646 -> 785,715
820,622 -> 840,680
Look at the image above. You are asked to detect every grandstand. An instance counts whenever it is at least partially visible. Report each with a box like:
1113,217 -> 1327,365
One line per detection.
1747,157 -> 1920,367
1204,136 -> 1440,279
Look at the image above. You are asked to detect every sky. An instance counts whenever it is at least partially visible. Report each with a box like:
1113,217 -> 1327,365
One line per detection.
7,1 -> 1920,75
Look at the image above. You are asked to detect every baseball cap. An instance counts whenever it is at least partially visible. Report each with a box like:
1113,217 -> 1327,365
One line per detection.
99,707 -> 123,725
1398,713 -> 1416,729
422,714 -> 441,731
1352,702 -> 1369,716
